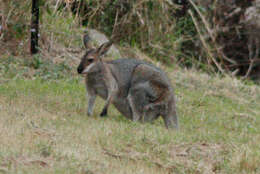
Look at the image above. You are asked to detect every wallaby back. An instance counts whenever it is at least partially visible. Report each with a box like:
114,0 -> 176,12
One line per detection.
108,58 -> 143,97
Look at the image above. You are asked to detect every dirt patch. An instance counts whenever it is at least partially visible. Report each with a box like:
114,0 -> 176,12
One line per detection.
1,155 -> 53,168
102,142 -> 226,173
169,143 -> 226,174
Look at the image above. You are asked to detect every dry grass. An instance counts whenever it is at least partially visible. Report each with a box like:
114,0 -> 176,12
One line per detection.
0,65 -> 259,173
0,94 -> 170,173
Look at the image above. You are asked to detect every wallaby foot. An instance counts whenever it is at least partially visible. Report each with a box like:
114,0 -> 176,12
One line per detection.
100,108 -> 108,117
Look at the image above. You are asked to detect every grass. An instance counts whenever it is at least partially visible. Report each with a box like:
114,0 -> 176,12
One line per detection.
1,1 -> 259,173
0,61 -> 260,173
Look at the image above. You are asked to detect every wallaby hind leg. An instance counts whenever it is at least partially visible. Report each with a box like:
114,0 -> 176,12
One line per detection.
100,92 -> 114,117
128,83 -> 151,121
100,84 -> 118,117
100,70 -> 118,117
130,64 -> 170,124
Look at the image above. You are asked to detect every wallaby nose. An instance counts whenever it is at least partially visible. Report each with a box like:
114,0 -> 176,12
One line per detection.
77,66 -> 83,74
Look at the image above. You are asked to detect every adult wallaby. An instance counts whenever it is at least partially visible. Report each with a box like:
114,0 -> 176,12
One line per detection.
77,34 -> 178,129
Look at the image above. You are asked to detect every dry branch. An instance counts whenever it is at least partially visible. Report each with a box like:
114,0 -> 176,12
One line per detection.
188,0 -> 236,68
188,9 -> 225,73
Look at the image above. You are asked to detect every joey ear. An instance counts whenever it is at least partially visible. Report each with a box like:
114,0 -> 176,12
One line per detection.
96,41 -> 113,56
83,34 -> 92,50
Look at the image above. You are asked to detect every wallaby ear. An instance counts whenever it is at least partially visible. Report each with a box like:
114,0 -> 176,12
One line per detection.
96,41 -> 113,57
83,34 -> 92,49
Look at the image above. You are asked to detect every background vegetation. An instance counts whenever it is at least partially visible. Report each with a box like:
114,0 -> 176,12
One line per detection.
1,0 -> 259,80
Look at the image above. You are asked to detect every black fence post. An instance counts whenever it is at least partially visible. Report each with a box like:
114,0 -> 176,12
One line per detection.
31,0 -> 39,54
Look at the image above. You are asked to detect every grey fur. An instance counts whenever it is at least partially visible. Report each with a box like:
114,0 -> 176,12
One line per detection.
77,35 -> 178,129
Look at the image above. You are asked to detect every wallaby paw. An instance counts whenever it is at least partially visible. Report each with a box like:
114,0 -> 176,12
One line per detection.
100,109 -> 107,117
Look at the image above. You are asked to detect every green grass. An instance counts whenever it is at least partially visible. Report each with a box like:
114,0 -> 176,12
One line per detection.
0,67 -> 259,173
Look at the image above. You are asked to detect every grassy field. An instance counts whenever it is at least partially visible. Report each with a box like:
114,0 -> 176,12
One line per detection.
0,59 -> 260,174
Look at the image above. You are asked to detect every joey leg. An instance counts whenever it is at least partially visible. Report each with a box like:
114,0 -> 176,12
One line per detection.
127,94 -> 142,122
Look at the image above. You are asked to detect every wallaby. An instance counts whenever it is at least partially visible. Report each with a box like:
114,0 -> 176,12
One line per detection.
77,34 -> 178,129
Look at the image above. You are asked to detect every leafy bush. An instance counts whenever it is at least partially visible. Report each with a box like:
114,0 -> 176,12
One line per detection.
0,55 -> 72,80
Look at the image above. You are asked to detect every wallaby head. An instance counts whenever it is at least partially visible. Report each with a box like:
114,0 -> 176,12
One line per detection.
77,34 -> 113,74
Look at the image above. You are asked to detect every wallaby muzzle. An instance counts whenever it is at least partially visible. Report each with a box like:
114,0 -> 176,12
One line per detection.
77,64 -> 84,74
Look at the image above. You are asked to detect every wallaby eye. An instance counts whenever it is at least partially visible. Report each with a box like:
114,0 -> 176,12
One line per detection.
88,59 -> 94,63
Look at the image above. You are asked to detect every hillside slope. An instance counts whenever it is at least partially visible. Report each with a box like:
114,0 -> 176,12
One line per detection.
0,58 -> 259,173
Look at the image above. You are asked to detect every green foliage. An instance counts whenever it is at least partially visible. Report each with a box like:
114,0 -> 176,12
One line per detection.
1,0 -> 31,40
0,55 -> 72,80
